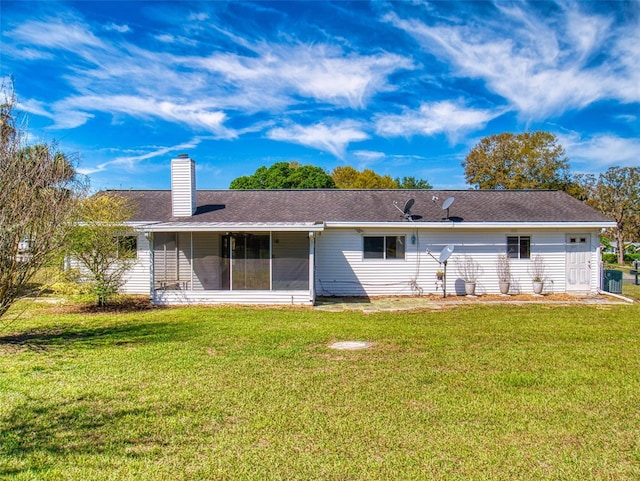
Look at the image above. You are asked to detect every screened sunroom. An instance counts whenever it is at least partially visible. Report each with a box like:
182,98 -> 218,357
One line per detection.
148,228 -> 319,305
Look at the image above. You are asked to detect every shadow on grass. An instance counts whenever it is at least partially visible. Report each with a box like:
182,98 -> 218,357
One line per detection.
0,320 -> 177,352
0,398 -> 155,475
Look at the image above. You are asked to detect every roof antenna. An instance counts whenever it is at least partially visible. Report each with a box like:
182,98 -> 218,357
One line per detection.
393,198 -> 415,221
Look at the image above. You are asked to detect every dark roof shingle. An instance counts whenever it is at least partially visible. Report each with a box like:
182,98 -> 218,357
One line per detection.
109,189 -> 612,224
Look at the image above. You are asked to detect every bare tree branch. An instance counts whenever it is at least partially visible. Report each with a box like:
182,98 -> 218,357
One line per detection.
0,82 -> 88,318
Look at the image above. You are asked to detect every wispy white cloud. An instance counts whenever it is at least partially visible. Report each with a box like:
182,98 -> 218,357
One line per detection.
193,43 -> 413,109
3,0 -> 637,192
375,100 -> 501,141
155,34 -> 176,43
352,150 -> 385,161
154,33 -> 197,46
188,12 -> 209,22
9,16 -> 105,51
560,133 -> 640,171
78,137 -> 210,176
267,121 -> 369,158
57,95 -> 234,137
17,98 -> 53,119
104,23 -> 130,33
351,150 -> 386,169
4,12 -> 413,136
384,3 -> 638,119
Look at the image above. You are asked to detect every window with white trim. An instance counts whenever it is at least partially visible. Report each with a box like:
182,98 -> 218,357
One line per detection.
507,236 -> 530,259
363,236 -> 405,260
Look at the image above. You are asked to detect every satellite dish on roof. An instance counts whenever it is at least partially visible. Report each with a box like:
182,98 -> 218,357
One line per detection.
403,198 -> 415,215
393,198 -> 416,221
441,196 -> 455,220
439,244 -> 455,263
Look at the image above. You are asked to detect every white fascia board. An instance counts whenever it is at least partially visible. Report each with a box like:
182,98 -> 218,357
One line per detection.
138,222 -> 325,233
325,221 -> 617,230
128,222 -> 153,228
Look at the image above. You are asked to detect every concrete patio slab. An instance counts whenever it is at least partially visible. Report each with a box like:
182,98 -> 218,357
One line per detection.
314,293 -> 631,312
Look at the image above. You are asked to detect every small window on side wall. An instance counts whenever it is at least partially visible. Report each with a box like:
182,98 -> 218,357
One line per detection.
117,235 -> 138,259
364,236 -> 405,260
507,236 -> 530,259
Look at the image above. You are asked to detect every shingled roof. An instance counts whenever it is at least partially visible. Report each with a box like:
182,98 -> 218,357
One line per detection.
108,189 -> 612,225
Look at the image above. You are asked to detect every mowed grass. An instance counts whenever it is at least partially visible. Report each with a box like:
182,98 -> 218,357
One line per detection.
623,281 -> 640,300
1,299 -> 639,480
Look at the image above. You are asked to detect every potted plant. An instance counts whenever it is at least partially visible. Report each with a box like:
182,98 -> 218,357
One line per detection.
455,255 -> 482,296
528,254 -> 546,295
496,254 -> 511,295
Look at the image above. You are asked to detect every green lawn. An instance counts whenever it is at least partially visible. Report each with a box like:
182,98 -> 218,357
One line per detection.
1,299 -> 639,480
623,282 -> 640,300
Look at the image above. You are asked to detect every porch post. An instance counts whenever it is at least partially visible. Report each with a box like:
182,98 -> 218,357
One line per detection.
309,232 -> 316,304
147,232 -> 154,301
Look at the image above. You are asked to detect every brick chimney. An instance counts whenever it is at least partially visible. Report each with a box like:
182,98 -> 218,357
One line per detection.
171,154 -> 197,217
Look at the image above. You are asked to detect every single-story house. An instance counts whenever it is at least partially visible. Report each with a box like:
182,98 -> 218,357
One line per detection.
111,155 -> 615,305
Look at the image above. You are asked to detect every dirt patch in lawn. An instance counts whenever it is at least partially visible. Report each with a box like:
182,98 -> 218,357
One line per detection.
45,296 -> 159,315
315,293 -> 624,312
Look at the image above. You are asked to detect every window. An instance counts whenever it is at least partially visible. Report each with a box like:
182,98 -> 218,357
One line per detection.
116,235 -> 137,259
507,236 -> 530,259
364,236 -> 405,260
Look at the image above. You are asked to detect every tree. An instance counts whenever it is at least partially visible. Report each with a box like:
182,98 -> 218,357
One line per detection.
463,131 -> 574,190
331,167 -> 432,189
396,176 -> 433,189
579,166 -> 640,264
331,166 -> 397,189
65,193 -> 137,307
0,84 -> 86,319
229,162 -> 336,189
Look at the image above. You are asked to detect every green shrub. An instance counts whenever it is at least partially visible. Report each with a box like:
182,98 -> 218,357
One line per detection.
37,267 -> 91,295
624,253 -> 640,263
602,253 -> 640,264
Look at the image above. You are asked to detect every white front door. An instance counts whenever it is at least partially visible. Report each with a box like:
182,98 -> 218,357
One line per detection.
566,234 -> 591,291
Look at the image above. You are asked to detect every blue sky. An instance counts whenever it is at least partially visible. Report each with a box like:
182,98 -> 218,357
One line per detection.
1,1 -> 638,191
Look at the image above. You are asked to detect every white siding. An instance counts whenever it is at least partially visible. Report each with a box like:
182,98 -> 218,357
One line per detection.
126,225 -> 603,303
315,227 -> 601,297
69,233 -> 151,295
120,234 -> 151,294
315,229 -> 424,297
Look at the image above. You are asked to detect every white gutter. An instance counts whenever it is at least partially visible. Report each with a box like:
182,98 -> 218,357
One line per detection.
135,222 -> 326,233
325,221 -> 617,229
131,220 -> 615,232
